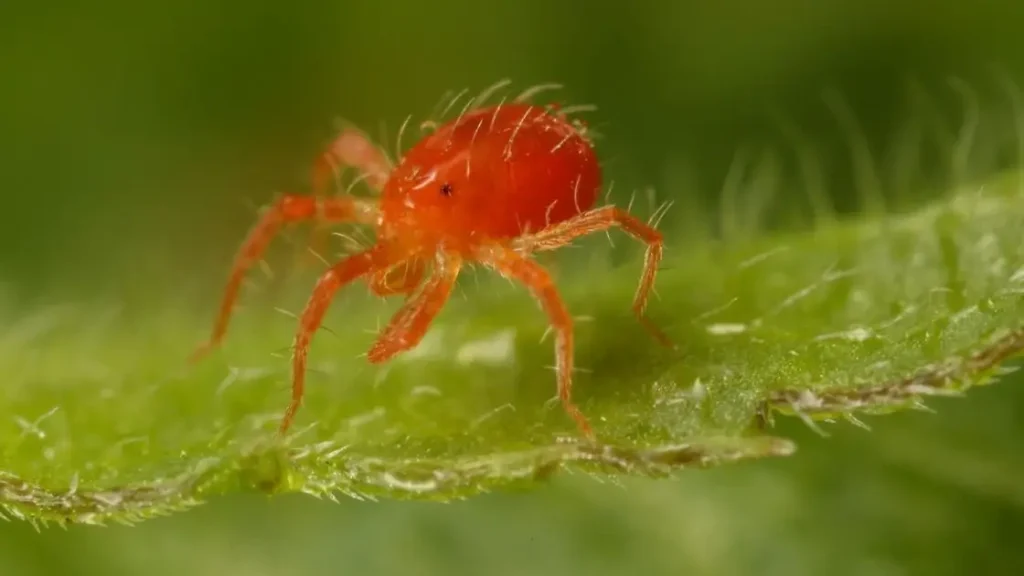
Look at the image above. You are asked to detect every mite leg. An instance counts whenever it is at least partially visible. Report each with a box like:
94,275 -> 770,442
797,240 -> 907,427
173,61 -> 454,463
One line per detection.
367,257 -> 428,297
479,244 -> 594,439
191,194 -> 378,363
367,253 -> 462,363
283,249 -> 378,433
513,206 -> 672,348
305,126 -> 393,263
312,125 -> 393,195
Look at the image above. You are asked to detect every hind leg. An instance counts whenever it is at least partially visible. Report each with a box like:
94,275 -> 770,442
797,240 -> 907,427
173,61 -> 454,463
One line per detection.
512,206 -> 672,348
477,244 -> 593,438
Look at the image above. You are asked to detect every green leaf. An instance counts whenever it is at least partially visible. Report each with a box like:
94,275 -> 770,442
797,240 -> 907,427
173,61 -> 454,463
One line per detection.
2,171 -> 1024,526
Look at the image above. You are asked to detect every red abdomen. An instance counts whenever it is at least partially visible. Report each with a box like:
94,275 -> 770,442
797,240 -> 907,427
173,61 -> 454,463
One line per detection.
487,104 -> 601,236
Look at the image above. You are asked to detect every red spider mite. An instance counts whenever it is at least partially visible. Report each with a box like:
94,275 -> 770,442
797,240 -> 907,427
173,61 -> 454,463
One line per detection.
191,81 -> 674,439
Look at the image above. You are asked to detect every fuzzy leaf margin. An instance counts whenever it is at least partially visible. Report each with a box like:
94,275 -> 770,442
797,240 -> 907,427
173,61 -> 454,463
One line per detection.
1,171 -> 1023,526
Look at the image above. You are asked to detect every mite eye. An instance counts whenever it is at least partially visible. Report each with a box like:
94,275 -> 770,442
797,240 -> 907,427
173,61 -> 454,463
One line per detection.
440,182 -> 454,197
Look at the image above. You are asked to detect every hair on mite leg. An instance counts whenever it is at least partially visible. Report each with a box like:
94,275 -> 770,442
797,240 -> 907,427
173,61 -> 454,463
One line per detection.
268,349 -> 290,361
306,245 -> 332,269
362,312 -> 385,339
273,306 -> 299,320
602,181 -> 616,204
602,227 -> 616,249
272,307 -> 342,342
649,200 -> 675,229
268,339 -> 305,360
539,314 -> 594,344
543,363 -> 593,375
330,232 -> 367,254
347,225 -> 377,252
625,188 -> 638,214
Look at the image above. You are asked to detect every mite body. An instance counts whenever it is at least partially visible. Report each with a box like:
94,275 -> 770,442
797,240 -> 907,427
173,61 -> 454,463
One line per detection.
379,103 -> 601,250
192,85 -> 672,438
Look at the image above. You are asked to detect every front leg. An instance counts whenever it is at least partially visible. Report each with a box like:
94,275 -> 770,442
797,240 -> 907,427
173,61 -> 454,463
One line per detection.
284,248 -> 381,433
513,206 -> 672,348
191,194 -> 378,363
366,252 -> 462,363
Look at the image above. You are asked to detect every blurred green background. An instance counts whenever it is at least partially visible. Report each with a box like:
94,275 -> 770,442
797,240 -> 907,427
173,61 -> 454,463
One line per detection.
3,1 -> 1024,574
